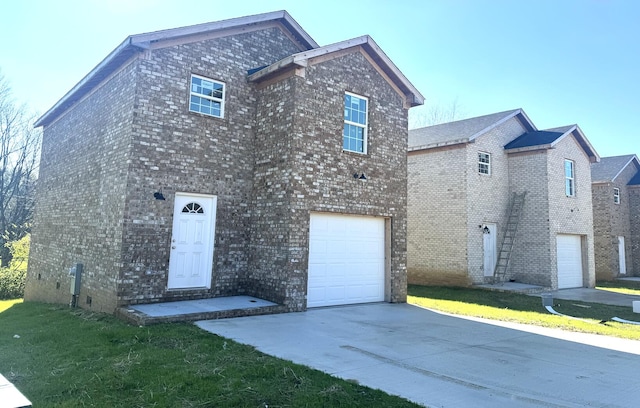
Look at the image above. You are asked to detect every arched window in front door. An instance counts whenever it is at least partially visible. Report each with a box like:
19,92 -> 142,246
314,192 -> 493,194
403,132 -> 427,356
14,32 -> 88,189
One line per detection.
181,202 -> 204,214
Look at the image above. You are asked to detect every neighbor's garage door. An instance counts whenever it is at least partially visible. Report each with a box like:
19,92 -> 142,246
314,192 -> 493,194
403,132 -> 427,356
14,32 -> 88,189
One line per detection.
556,234 -> 583,289
307,213 -> 385,308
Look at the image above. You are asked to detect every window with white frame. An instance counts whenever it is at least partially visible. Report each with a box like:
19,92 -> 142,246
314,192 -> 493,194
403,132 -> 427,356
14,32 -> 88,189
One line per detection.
564,159 -> 575,197
478,152 -> 491,175
614,187 -> 620,204
189,74 -> 225,118
343,92 -> 368,153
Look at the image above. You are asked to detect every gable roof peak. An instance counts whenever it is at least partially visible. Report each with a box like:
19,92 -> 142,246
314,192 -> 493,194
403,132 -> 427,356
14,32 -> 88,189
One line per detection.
505,123 -> 599,163
591,154 -> 640,183
35,10 -> 318,127
249,34 -> 424,108
408,108 -> 535,151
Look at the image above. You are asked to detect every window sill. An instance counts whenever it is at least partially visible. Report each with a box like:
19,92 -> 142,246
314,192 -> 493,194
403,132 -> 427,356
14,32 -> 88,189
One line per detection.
342,149 -> 368,156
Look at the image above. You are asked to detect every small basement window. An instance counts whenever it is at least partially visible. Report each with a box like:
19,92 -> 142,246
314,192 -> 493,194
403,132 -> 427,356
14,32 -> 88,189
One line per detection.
614,187 -> 620,204
189,74 -> 225,118
478,152 -> 491,175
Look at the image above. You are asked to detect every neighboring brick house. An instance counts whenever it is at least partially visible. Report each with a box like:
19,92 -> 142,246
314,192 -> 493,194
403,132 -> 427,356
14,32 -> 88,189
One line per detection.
408,109 -> 599,290
24,11 -> 424,314
591,155 -> 640,279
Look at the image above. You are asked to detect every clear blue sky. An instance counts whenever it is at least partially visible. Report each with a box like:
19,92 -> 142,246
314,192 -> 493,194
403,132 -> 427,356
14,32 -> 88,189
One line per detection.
1,0 -> 638,157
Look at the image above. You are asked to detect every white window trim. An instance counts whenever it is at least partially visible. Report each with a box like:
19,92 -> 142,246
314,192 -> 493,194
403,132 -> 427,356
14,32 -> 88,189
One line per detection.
478,152 -> 491,175
565,159 -> 575,197
189,74 -> 225,118
343,92 -> 368,154
614,187 -> 620,204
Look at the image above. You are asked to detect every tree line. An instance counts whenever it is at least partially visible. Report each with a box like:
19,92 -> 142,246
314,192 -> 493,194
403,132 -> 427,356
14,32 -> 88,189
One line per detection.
0,70 -> 40,268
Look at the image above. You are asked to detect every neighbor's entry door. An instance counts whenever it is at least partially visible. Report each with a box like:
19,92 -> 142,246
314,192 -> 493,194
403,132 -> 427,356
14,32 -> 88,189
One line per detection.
483,223 -> 497,277
168,193 -> 216,289
619,236 -> 626,275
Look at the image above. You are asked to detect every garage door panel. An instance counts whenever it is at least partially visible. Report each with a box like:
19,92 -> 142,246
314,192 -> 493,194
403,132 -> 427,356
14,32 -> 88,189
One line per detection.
308,214 -> 385,308
557,235 -> 583,289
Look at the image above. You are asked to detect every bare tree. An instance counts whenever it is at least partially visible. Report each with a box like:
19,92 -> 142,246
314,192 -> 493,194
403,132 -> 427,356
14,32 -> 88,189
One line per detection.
409,98 -> 466,129
0,71 -> 40,267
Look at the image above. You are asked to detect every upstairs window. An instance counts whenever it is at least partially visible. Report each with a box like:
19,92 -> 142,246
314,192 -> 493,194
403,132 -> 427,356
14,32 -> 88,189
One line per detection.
478,152 -> 491,175
190,74 -> 225,118
614,188 -> 620,204
564,159 -> 575,197
343,92 -> 368,154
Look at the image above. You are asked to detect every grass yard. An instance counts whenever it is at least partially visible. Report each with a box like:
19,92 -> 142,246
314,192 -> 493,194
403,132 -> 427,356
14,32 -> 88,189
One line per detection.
0,298 -> 22,312
597,279 -> 640,296
408,284 -> 640,340
0,301 -> 419,408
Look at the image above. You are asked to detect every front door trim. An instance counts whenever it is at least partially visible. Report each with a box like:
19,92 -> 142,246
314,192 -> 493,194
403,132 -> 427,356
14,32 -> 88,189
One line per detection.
167,192 -> 216,290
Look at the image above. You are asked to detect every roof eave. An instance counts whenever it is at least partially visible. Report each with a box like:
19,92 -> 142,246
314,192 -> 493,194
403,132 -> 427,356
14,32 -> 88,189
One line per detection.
129,10 -> 318,50
408,139 -> 469,152
505,143 -> 553,154
35,37 -> 142,127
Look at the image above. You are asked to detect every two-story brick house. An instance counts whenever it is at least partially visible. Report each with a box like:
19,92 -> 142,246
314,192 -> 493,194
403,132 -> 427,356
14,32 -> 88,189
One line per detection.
24,11 -> 424,313
591,155 -> 640,279
408,109 -> 599,290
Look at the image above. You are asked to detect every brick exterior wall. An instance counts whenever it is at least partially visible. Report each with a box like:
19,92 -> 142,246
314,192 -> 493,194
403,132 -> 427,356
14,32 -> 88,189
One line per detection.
407,117 -> 526,286
25,62 -> 136,312
408,146 -> 469,286
26,25 -> 411,313
592,164 -> 636,280
248,52 -> 409,308
507,150 -> 551,286
465,118 -> 526,283
545,135 -> 595,289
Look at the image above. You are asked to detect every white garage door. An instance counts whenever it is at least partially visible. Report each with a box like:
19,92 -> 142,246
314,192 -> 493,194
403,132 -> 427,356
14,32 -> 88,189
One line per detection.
307,213 -> 385,308
556,234 -> 583,289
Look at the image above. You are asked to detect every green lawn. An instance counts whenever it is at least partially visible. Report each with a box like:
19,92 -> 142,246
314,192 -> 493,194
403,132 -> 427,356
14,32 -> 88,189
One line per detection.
0,301 -> 419,407
0,298 -> 22,312
596,279 -> 640,296
408,284 -> 640,340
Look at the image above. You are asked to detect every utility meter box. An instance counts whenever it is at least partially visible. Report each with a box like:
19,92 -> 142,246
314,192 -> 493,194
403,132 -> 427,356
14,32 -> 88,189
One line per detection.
69,263 -> 83,295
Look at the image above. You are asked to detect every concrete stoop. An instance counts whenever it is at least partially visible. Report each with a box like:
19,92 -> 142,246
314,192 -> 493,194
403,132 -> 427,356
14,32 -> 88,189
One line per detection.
115,296 -> 286,326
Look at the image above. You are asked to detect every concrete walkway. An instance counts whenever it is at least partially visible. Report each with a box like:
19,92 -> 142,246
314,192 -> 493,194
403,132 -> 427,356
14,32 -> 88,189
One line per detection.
548,287 -> 640,307
197,303 -> 640,408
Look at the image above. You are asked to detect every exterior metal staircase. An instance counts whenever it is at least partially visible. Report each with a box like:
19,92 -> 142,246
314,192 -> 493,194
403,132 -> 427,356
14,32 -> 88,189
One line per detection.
493,192 -> 526,284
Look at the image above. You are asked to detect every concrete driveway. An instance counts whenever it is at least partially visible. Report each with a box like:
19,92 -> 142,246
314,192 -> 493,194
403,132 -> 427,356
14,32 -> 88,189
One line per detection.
197,303 -> 640,407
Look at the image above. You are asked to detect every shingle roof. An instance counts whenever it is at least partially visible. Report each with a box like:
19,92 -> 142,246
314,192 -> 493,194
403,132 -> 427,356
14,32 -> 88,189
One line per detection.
408,109 -> 533,150
591,154 -> 640,183
503,130 -> 564,150
629,171 -> 640,185
504,124 -> 599,162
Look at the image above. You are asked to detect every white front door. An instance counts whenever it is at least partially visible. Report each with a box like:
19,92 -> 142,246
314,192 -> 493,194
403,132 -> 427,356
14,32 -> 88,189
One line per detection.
483,223 -> 497,277
168,193 -> 216,289
619,236 -> 627,275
